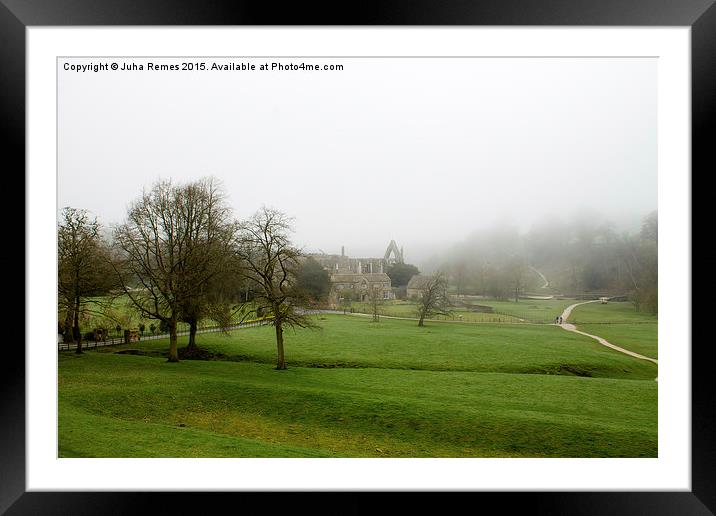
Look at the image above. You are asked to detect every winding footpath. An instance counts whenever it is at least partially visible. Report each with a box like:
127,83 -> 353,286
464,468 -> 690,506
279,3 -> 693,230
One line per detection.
529,266 -> 550,289
558,300 -> 658,381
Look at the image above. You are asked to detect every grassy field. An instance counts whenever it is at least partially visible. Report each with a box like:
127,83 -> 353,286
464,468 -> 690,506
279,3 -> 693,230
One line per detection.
73,294 -> 256,336
467,298 -> 576,323
569,302 -> 658,359
95,315 -> 657,378
351,297 -> 576,324
60,314 -> 657,458
350,300 -> 523,323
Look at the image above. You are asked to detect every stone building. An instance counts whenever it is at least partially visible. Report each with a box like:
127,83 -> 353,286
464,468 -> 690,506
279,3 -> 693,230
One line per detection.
308,240 -> 404,305
406,274 -> 433,300
329,272 -> 393,304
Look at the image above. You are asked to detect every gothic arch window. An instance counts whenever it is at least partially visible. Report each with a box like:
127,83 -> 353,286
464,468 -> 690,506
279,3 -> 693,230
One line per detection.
384,240 -> 404,264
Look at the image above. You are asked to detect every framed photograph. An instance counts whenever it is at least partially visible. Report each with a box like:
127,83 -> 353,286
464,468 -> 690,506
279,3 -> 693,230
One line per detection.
9,0 -> 712,513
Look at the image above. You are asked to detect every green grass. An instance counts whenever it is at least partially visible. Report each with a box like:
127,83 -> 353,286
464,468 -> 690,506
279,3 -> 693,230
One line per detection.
60,404 -> 337,458
569,302 -> 658,359
350,300 -> 523,323
351,298 -> 581,324
468,298 -> 577,323
59,351 -> 656,458
60,309 -> 658,458
96,315 -> 658,379
568,302 -> 658,324
72,294 -> 256,336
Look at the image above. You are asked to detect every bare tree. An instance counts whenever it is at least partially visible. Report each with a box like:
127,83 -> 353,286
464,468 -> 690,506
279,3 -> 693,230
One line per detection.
367,284 -> 383,322
504,255 -> 528,303
236,207 -> 317,370
179,267 -> 247,351
58,207 -> 114,353
416,271 -> 451,327
113,178 -> 236,362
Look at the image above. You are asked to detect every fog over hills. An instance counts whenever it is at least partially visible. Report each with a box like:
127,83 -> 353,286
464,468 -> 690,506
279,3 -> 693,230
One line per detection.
59,56 -> 656,270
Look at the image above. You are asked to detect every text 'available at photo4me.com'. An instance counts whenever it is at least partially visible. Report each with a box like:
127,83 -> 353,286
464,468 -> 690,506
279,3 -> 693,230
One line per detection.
62,58 -> 345,74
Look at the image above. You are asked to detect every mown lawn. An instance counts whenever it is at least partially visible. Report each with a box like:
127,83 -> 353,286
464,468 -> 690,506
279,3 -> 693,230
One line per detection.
470,298 -> 577,323
351,300 -> 523,323
59,350 -> 657,458
351,297 -> 578,323
95,315 -> 658,379
569,302 -> 658,359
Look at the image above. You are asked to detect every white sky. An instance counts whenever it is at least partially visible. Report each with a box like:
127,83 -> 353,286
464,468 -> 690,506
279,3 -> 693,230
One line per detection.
58,57 -> 656,265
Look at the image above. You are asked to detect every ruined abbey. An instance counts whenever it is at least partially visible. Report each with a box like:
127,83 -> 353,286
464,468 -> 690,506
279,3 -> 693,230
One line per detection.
308,240 -> 404,305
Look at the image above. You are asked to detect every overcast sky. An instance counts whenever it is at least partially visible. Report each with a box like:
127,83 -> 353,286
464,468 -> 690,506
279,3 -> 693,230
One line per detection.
58,57 -> 656,266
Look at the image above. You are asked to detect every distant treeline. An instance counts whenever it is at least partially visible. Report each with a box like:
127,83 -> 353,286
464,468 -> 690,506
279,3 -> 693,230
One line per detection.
433,211 -> 658,313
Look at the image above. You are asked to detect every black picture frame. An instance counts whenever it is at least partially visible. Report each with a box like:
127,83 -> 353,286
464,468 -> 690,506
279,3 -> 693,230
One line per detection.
6,1 -> 712,513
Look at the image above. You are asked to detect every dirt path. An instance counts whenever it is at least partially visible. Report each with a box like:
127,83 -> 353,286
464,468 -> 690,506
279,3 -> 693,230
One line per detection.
558,300 -> 658,381
529,266 -> 550,289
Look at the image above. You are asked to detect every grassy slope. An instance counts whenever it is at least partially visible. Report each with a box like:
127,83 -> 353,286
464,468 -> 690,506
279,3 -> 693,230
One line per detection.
96,315 -> 658,379
569,302 -> 658,359
351,300 -> 523,323
351,298 -> 577,323
472,299 -> 577,323
59,352 -> 656,458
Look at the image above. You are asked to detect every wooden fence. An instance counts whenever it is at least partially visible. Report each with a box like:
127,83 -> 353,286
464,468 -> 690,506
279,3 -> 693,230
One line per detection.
57,318 -> 273,352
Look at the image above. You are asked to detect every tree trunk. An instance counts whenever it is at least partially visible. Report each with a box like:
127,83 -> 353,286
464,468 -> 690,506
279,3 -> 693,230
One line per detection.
63,306 -> 75,344
418,314 -> 425,327
168,317 -> 179,362
73,296 -> 82,354
275,322 -> 286,370
187,319 -> 198,350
